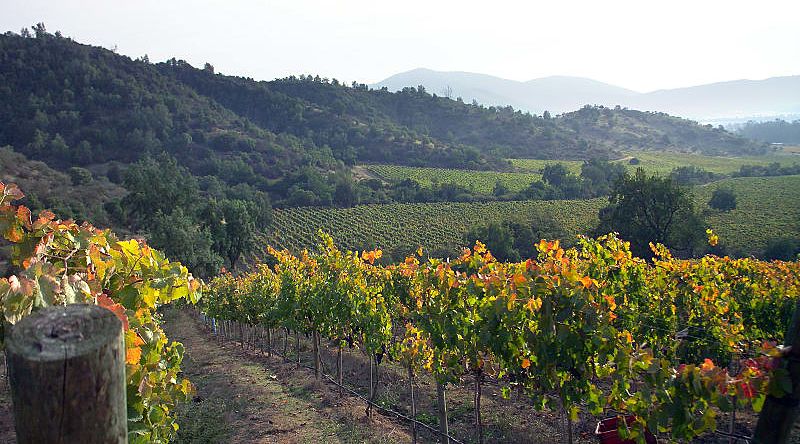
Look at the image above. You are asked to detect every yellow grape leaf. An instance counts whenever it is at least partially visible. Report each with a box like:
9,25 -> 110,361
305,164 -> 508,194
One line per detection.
526,297 -> 542,312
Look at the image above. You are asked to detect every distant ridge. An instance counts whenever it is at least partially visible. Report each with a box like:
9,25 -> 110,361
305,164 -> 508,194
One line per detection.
373,69 -> 800,120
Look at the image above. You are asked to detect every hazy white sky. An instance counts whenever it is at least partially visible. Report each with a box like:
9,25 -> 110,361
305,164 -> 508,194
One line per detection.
2,0 -> 798,92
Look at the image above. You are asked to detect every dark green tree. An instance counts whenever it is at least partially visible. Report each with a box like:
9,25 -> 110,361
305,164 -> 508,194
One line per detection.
148,209 -> 223,277
708,188 -> 737,211
597,168 -> 706,257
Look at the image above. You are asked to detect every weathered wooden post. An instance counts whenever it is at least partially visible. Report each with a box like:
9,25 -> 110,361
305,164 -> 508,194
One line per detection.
6,304 -> 127,444
436,380 -> 450,444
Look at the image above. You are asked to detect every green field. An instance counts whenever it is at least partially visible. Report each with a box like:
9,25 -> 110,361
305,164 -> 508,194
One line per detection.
510,152 -> 799,176
508,158 -> 584,174
260,199 -> 605,259
616,151 -> 799,175
363,164 -> 541,193
363,153 -> 799,198
261,175 -> 800,260
693,175 -> 800,256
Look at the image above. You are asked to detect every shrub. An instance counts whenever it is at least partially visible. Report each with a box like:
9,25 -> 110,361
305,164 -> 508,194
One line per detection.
709,188 -> 737,211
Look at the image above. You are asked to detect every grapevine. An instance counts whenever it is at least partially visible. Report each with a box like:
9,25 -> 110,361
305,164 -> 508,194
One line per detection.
204,230 -> 799,443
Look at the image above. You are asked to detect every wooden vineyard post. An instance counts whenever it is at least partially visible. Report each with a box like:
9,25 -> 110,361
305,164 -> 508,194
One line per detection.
6,304 -> 127,444
283,328 -> 289,362
436,380 -> 450,444
337,344 -> 343,396
753,299 -> 800,443
312,331 -> 321,381
408,366 -> 417,444
474,369 -> 484,444
295,331 -> 301,367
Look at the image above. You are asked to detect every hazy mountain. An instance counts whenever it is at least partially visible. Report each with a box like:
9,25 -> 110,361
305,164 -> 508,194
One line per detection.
374,69 -> 800,120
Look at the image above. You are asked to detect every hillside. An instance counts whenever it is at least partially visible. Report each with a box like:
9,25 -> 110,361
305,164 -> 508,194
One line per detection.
375,68 -> 800,120
159,64 -> 606,163
558,106 -> 768,155
0,30 -> 765,186
0,28 -> 777,274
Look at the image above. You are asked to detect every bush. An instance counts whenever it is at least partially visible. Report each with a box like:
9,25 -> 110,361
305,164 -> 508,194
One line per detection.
709,188 -> 737,211
67,166 -> 92,185
763,237 -> 800,261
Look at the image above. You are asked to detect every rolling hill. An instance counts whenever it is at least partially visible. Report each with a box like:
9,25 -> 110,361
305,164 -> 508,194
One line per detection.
375,68 -> 800,121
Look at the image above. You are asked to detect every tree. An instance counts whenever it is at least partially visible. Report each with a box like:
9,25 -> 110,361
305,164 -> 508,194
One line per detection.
542,163 -> 569,187
597,168 -> 706,257
492,180 -> 509,197
464,213 -> 564,262
464,222 -> 518,261
148,209 -> 222,277
121,153 -> 200,229
708,188 -> 737,211
763,237 -> 800,261
67,167 -> 92,185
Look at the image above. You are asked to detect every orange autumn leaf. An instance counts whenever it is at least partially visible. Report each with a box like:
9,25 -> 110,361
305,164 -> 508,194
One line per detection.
98,293 -> 129,331
522,358 -> 531,369
623,331 -> 633,344
579,275 -> 593,289
701,358 -> 715,372
126,346 -> 142,365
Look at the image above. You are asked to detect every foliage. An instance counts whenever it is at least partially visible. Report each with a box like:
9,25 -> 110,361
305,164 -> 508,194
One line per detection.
763,237 -> 800,261
735,119 -> 800,144
670,166 -> 721,185
598,169 -> 706,257
115,154 -> 266,276
463,214 -> 565,261
559,105 -> 767,155
202,231 -> 800,443
0,182 -> 200,443
708,188 -> 737,212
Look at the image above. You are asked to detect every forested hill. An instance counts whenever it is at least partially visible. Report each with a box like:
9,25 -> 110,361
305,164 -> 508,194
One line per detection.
158,62 -> 607,165
0,29 -> 766,181
558,106 -> 767,155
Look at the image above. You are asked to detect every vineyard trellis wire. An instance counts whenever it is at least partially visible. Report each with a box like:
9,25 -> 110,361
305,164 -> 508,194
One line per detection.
202,230 -> 800,443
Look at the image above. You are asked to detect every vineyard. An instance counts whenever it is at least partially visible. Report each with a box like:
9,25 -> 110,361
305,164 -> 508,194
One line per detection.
694,175 -> 800,255
510,152 -> 798,176
612,151 -> 798,175
259,199 -> 604,257
203,231 -> 800,443
364,164 -> 543,194
259,174 -> 800,258
509,159 -> 584,174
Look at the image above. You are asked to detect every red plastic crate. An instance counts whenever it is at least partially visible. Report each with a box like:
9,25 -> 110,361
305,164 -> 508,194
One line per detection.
595,415 -> 657,444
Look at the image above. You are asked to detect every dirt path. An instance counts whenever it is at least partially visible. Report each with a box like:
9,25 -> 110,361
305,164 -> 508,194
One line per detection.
164,308 -> 409,444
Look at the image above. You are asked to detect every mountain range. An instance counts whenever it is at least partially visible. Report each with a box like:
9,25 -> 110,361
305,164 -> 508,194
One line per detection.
374,69 -> 800,121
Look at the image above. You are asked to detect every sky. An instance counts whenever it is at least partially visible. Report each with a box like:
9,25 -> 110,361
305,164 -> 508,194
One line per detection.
2,0 -> 799,93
